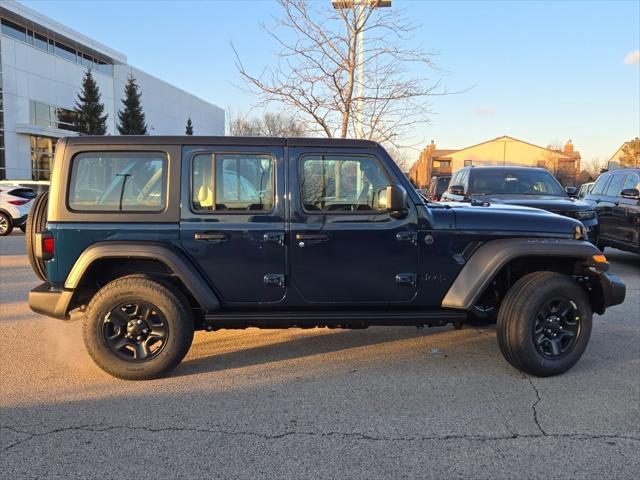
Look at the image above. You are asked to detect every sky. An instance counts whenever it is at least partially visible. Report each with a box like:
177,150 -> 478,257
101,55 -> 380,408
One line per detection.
20,0 -> 640,164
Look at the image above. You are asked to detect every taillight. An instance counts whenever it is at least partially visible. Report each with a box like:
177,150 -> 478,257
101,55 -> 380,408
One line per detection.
7,199 -> 29,206
36,232 -> 54,261
43,236 -> 55,256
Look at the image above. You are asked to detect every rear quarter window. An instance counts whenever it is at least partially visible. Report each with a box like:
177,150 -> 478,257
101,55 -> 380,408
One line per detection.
68,152 -> 167,212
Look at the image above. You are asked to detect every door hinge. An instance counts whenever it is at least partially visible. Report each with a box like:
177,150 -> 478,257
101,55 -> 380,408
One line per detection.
263,232 -> 285,246
396,232 -> 417,245
395,273 -> 417,286
264,274 -> 285,288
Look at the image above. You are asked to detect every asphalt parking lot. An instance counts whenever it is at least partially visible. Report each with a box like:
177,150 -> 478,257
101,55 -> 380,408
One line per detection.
1,232 -> 638,479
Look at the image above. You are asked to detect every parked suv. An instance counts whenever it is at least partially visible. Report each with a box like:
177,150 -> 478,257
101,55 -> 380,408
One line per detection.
441,166 -> 599,243
585,168 -> 640,254
0,184 -> 36,235
27,136 -> 625,380
426,175 -> 451,202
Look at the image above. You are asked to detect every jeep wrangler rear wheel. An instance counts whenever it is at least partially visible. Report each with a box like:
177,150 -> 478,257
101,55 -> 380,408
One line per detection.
83,275 -> 194,380
25,191 -> 49,280
497,271 -> 592,377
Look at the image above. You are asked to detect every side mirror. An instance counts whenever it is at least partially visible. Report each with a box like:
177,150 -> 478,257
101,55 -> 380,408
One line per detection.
448,184 -> 465,196
377,184 -> 407,216
621,188 -> 640,200
565,186 -> 578,197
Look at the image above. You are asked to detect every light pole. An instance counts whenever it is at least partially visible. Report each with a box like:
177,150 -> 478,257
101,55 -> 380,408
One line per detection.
332,1 -> 391,139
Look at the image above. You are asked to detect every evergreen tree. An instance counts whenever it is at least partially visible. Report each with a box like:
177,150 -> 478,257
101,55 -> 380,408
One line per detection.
185,117 -> 194,135
117,75 -> 147,135
73,70 -> 108,135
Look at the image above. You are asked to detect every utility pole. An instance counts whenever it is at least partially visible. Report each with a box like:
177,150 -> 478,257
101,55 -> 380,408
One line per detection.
332,0 -> 391,139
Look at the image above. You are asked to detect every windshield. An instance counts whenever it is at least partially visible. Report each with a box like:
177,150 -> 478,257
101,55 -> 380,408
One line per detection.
469,169 -> 565,196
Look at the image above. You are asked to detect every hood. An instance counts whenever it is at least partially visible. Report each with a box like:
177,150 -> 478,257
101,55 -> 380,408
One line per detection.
438,201 -> 583,237
469,194 -> 593,213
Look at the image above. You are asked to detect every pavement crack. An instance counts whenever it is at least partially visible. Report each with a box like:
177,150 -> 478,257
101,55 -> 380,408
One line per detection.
2,424 -> 639,453
522,373 -> 547,436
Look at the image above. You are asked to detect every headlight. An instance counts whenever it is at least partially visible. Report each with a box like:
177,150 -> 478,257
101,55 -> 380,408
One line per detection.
574,225 -> 587,240
574,210 -> 596,220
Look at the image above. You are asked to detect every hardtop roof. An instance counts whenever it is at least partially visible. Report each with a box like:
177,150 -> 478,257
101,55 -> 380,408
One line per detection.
63,136 -> 381,149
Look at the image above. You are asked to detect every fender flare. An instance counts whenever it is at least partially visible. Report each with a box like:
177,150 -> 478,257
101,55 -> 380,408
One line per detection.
65,241 -> 220,311
441,238 -> 600,310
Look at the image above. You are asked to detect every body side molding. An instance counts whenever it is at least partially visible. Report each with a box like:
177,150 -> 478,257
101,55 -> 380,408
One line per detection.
65,241 -> 220,311
442,238 -> 600,310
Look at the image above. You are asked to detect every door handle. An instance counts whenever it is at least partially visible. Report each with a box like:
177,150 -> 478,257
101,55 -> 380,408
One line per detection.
395,273 -> 417,286
295,233 -> 329,247
263,232 -> 285,246
194,232 -> 228,242
295,233 -> 329,242
396,232 -> 417,245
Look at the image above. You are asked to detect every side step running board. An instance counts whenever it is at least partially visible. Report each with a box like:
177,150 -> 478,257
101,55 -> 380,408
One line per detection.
201,310 -> 466,330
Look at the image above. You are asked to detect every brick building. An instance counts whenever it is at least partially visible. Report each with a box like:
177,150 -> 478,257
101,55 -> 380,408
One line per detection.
409,136 -> 581,188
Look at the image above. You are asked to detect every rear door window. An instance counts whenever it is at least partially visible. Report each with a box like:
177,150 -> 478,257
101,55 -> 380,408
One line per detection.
68,152 -> 167,211
191,153 -> 274,212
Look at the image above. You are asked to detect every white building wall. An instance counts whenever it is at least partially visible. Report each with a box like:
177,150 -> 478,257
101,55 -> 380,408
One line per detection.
1,35 -> 117,177
0,0 -> 224,180
113,65 -> 224,136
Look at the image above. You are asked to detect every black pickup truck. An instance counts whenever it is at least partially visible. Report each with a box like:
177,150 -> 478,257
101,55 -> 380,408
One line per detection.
26,136 -> 625,380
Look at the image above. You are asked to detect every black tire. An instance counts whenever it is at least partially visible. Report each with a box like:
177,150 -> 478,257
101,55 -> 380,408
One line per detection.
0,212 -> 13,236
25,191 -> 49,281
497,271 -> 592,377
83,275 -> 194,380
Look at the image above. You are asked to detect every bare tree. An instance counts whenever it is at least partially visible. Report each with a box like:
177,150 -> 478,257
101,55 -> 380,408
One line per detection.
233,0 -> 444,149
583,157 -> 607,178
618,137 -> 640,168
227,110 -> 306,137
541,142 -> 563,177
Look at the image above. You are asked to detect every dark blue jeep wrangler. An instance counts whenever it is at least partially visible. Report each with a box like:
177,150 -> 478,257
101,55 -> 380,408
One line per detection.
26,136 -> 625,380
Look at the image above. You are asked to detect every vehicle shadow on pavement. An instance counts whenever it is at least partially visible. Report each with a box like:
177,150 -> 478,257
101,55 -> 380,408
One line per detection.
176,325 -> 493,378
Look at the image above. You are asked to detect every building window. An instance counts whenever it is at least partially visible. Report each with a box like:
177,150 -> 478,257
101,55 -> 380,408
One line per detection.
464,160 -> 473,167
97,61 -> 113,76
1,17 -> 113,76
33,32 -> 48,51
30,136 -> 58,181
53,41 -> 77,62
1,18 -> 27,42
29,100 -> 78,132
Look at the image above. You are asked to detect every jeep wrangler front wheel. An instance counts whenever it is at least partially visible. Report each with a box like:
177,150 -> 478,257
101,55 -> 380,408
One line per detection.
83,275 -> 194,380
497,271 -> 592,377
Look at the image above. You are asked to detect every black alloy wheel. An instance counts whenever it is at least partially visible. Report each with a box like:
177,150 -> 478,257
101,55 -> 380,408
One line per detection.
103,301 -> 169,362
532,297 -> 581,359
